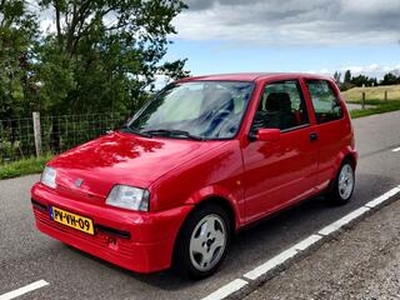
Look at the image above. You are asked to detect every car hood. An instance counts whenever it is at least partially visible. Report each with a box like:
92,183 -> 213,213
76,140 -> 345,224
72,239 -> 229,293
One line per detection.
49,131 -> 226,197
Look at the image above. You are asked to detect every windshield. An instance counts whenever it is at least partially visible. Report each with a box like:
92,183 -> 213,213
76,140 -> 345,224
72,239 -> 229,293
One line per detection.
126,81 -> 255,140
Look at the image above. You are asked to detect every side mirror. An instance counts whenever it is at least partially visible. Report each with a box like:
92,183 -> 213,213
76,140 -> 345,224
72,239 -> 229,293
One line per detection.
249,128 -> 280,142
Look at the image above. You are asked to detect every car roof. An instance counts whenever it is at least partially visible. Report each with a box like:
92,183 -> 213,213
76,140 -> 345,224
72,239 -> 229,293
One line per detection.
176,72 -> 333,83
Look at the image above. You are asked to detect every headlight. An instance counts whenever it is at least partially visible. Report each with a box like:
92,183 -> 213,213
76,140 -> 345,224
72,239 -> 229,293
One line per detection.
106,185 -> 149,212
41,166 -> 57,189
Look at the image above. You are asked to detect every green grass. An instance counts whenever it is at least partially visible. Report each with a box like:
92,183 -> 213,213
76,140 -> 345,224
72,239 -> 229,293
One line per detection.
342,84 -> 400,102
350,100 -> 400,119
0,154 -> 53,180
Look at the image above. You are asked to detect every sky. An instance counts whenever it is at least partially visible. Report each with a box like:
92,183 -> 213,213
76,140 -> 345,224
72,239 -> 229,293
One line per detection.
164,0 -> 400,79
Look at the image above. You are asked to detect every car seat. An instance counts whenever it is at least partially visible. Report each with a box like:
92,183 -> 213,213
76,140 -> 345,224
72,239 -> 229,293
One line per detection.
265,92 -> 296,130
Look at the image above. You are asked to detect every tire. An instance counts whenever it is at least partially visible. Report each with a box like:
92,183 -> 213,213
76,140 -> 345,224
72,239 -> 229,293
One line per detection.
328,160 -> 355,205
173,204 -> 231,279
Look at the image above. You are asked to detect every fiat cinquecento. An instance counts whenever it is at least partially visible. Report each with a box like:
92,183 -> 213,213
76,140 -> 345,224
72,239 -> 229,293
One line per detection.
31,73 -> 357,279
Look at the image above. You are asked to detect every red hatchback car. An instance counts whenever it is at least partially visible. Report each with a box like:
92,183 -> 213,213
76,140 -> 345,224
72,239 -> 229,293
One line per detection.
31,73 -> 357,279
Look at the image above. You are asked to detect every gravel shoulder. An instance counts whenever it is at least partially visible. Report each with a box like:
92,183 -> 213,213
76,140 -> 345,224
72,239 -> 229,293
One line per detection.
245,198 -> 400,300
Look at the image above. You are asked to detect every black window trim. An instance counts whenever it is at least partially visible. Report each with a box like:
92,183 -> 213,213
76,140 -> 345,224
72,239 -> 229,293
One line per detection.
280,123 -> 310,134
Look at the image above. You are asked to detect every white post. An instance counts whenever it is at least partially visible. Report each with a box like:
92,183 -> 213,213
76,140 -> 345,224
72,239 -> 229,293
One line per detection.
32,112 -> 42,157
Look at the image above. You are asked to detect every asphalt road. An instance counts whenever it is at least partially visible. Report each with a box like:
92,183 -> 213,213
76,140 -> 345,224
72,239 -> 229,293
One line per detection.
1,111 -> 399,300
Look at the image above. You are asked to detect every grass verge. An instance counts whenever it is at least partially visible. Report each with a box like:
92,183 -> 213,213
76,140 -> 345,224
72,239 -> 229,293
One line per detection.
349,100 -> 400,119
0,154 -> 53,180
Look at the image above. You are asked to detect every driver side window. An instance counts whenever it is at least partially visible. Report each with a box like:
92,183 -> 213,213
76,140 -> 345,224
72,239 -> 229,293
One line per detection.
252,80 -> 309,132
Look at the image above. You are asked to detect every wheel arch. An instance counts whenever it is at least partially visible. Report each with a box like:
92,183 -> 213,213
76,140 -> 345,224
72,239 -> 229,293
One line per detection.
194,196 -> 237,235
328,148 -> 357,193
343,152 -> 357,170
333,147 -> 358,177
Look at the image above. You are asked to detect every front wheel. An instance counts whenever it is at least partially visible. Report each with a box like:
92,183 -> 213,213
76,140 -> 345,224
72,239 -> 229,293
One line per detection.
173,204 -> 230,279
328,160 -> 355,205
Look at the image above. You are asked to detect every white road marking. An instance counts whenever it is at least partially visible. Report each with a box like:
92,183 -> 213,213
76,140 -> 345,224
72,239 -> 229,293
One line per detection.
201,279 -> 248,300
365,186 -> 400,208
243,248 -> 298,280
0,280 -> 49,300
318,207 -> 370,236
392,147 -> 400,152
293,234 -> 323,251
202,185 -> 400,300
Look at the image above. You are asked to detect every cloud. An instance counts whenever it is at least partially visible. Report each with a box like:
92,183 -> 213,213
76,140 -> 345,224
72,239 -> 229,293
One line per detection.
302,63 -> 400,79
176,0 -> 400,45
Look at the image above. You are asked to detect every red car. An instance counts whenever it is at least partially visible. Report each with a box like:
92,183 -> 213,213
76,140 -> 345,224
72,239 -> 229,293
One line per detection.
31,73 -> 357,279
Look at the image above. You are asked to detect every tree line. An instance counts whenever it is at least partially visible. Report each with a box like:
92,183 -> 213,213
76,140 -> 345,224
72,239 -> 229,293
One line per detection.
0,0 -> 189,121
333,70 -> 400,91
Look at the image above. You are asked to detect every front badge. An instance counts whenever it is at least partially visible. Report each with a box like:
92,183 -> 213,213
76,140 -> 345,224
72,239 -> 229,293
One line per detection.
74,178 -> 84,188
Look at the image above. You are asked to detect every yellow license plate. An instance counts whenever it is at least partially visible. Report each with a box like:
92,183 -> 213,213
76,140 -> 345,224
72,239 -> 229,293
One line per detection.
50,206 -> 95,235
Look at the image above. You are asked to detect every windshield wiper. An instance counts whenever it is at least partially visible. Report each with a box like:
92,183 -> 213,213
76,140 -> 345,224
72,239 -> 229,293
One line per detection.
141,129 -> 204,141
120,125 -> 153,138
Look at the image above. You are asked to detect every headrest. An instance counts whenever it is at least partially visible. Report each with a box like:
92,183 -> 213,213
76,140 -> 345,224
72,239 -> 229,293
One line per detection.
265,92 -> 291,112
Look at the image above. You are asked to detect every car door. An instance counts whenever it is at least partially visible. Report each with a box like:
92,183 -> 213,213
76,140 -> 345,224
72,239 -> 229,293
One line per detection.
304,78 -> 349,190
241,79 -> 319,223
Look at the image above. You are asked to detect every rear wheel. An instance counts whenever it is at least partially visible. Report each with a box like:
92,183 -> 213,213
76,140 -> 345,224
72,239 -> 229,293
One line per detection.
328,160 -> 355,205
173,204 -> 230,279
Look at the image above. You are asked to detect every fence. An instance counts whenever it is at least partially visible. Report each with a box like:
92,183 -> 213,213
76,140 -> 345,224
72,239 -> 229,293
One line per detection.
0,112 -> 128,163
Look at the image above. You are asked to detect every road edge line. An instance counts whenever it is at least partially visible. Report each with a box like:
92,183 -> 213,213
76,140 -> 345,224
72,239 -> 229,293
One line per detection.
201,185 -> 400,300
201,279 -> 248,300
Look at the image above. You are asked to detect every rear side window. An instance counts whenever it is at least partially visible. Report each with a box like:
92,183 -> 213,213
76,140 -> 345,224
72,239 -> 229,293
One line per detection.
306,80 -> 343,124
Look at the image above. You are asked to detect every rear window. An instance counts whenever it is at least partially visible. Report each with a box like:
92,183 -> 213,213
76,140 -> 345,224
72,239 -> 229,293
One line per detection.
306,80 -> 343,124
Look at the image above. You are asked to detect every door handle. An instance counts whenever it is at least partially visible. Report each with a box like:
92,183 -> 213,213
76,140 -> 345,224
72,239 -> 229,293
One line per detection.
309,132 -> 318,141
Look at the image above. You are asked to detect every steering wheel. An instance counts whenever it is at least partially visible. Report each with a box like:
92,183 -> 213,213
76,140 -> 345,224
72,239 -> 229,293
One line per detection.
202,110 -> 234,137
212,110 -> 240,137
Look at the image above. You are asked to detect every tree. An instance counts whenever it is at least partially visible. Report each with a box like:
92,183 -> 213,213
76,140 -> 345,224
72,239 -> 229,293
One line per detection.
380,73 -> 399,86
351,74 -> 370,87
344,70 -> 352,84
339,70 -> 354,91
0,0 -> 39,119
35,0 -> 189,115
333,71 -> 341,84
369,77 -> 378,87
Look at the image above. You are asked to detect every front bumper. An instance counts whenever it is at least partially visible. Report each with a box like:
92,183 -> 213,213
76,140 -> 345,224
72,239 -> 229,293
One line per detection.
31,183 -> 192,273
